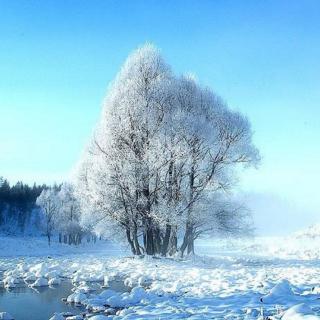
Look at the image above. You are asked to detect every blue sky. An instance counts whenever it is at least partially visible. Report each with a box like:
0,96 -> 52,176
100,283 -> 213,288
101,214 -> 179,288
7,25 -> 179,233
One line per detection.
0,0 -> 319,233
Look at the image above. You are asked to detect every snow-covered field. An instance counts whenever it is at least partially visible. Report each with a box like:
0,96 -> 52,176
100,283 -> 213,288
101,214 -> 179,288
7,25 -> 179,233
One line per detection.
2,232 -> 320,319
0,236 -> 124,258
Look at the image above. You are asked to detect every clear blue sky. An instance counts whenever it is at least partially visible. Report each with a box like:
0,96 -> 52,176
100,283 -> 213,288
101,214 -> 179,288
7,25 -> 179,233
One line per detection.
1,0 -> 319,233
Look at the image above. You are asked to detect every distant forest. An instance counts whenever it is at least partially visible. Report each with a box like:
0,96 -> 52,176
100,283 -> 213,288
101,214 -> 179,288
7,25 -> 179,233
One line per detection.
0,177 -> 49,234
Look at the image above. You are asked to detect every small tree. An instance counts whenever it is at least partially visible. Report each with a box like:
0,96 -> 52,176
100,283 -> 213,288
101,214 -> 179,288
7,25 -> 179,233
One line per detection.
36,188 -> 60,246
56,183 -> 83,245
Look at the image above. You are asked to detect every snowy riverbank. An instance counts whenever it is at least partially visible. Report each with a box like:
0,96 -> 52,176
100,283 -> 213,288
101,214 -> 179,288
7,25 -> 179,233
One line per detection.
0,236 -> 127,258
1,234 -> 320,319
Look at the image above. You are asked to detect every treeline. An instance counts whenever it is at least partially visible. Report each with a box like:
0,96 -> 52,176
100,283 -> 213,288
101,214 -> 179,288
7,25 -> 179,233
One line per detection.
36,183 -> 86,246
0,178 -> 94,245
0,177 -> 47,233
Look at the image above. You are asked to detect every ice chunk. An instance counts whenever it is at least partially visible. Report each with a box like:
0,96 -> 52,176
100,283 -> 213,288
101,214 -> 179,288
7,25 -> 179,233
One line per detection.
49,313 -> 65,320
261,279 -> 295,303
45,271 -> 60,279
99,289 -> 118,299
282,303 -> 320,320
3,276 -> 19,289
30,263 -> 48,277
30,277 -> 48,287
103,274 -> 115,286
138,275 -> 153,287
48,277 -> 61,285
0,312 -> 14,320
67,292 -> 87,304
23,272 -> 37,282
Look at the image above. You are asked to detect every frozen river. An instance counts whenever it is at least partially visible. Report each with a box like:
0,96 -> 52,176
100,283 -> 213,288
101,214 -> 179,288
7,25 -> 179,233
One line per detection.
1,236 -> 320,319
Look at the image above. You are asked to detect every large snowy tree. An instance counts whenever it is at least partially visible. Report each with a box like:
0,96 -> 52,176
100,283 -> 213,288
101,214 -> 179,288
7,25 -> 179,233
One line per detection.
76,44 -> 259,256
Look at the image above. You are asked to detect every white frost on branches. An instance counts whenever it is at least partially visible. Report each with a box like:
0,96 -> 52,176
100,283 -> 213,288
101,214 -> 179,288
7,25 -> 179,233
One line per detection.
75,44 -> 260,256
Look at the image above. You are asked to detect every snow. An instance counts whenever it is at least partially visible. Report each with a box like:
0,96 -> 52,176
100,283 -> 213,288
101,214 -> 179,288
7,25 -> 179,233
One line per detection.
66,292 -> 87,304
3,276 -> 19,289
260,279 -> 295,303
295,224 -> 320,239
2,234 -> 320,319
0,312 -> 14,320
30,277 -> 49,287
48,314 -> 65,320
0,236 -> 123,257
48,277 -> 61,286
282,304 -> 320,320
66,316 -> 83,320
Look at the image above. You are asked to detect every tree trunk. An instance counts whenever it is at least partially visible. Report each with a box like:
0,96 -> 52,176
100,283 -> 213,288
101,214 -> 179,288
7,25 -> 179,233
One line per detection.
78,233 -> 82,245
161,224 -> 171,256
132,223 -> 142,255
187,236 -> 195,255
169,226 -> 177,256
126,228 -> 137,255
180,231 -> 188,257
180,223 -> 194,257
153,227 -> 162,255
180,155 -> 196,257
145,226 -> 155,255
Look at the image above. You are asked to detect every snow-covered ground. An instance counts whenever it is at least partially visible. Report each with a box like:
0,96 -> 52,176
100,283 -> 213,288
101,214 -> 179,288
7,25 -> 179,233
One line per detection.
0,236 -> 125,258
1,232 -> 320,319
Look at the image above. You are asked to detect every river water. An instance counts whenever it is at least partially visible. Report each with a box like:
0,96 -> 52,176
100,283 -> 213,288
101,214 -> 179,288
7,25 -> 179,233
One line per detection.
0,277 -> 128,320
0,280 -> 85,320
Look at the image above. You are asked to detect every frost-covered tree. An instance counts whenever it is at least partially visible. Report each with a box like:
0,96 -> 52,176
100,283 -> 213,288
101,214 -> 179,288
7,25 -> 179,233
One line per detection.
56,183 -> 83,245
76,44 -> 259,256
77,44 -> 176,255
175,76 -> 259,256
182,191 -> 253,255
36,188 -> 60,246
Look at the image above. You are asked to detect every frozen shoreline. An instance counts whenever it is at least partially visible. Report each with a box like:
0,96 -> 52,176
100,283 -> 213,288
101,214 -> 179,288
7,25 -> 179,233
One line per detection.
1,235 -> 320,319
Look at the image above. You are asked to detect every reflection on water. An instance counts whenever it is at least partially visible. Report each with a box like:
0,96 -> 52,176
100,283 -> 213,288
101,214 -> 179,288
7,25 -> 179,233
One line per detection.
0,281 -> 83,320
0,278 -> 129,320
